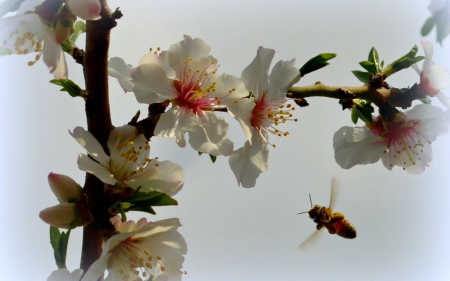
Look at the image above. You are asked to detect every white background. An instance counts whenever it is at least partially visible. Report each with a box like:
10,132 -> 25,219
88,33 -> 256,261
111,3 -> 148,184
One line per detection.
1,0 -> 450,280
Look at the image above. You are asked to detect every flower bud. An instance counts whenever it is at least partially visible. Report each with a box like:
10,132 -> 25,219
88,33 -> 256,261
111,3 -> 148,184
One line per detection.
39,202 -> 93,229
53,9 -> 76,44
66,0 -> 102,21
48,172 -> 82,202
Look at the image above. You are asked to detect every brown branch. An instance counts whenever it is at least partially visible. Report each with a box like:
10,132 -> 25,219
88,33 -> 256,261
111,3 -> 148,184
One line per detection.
80,0 -> 119,275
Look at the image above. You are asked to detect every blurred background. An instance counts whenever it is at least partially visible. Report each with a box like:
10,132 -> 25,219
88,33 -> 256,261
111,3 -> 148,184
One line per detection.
1,0 -> 450,280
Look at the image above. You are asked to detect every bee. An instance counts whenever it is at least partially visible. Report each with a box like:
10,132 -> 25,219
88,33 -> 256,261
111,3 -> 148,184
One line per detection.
298,178 -> 356,250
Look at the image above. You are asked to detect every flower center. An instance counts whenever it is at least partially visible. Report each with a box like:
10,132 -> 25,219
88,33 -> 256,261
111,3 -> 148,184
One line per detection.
109,236 -> 166,281
110,132 -> 152,184
250,93 -> 297,146
370,115 -> 429,169
172,57 -> 221,115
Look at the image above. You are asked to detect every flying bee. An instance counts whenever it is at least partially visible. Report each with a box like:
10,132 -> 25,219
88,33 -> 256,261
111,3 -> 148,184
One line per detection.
298,178 -> 356,250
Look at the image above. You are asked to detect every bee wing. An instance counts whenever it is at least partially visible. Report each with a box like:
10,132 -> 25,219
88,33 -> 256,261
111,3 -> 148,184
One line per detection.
298,227 -> 325,251
329,177 -> 340,210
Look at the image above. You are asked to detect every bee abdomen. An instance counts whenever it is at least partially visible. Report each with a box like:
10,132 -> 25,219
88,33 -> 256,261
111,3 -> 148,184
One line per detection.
338,220 -> 357,239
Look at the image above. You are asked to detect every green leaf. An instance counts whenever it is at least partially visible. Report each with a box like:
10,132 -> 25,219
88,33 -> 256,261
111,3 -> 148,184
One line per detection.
380,60 -> 384,70
421,17 -> 436,36
209,154 -> 217,163
121,191 -> 178,215
299,53 -> 337,76
50,79 -> 87,98
351,70 -> 371,83
388,45 -> 424,73
359,61 -> 378,75
49,226 -> 70,269
367,47 -> 380,73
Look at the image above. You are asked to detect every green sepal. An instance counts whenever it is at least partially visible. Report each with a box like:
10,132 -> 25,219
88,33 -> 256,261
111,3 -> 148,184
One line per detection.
198,151 -> 218,163
120,191 -> 178,215
299,53 -> 336,77
50,79 -> 87,98
351,70 -> 371,83
367,47 -> 380,73
0,46 -> 10,57
71,21 -> 86,45
351,100 -> 374,125
421,17 -> 436,36
419,97 -> 432,104
49,226 -> 70,269
359,61 -> 378,75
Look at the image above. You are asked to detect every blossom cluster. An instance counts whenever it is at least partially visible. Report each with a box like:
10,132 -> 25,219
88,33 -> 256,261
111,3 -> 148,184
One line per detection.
109,35 -> 302,188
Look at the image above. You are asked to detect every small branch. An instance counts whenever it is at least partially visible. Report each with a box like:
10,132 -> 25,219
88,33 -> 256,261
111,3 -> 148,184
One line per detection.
133,101 -> 170,140
289,82 -> 417,108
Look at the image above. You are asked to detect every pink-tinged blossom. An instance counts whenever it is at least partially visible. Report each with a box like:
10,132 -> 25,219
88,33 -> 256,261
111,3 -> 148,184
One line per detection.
229,47 -> 301,187
108,50 -> 170,93
70,125 -> 184,196
131,35 -> 248,156
66,0 -> 101,20
412,40 -> 450,97
40,172 -> 92,229
333,104 -> 450,174
81,217 -> 187,281
48,172 -> 82,202
47,268 -> 83,281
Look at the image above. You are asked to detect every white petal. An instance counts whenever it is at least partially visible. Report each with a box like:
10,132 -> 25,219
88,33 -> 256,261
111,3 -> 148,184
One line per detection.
129,179 -> 184,197
420,40 -> 435,73
78,154 -> 117,185
268,58 -> 301,100
108,57 -> 134,92
233,98 -> 256,143
80,253 -> 111,281
333,126 -> 386,169
188,113 -> 234,156
70,127 -> 110,166
132,63 -> 178,104
168,35 -> 212,71
47,268 -> 83,281
106,125 -> 139,158
427,64 -> 450,90
437,92 -> 450,109
241,47 -> 274,96
139,51 -> 174,76
206,73 -> 249,115
41,25 -> 63,74
67,0 -> 101,20
52,49 -> 68,78
155,107 -> 197,147
428,0 -> 447,14
229,133 -> 269,188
